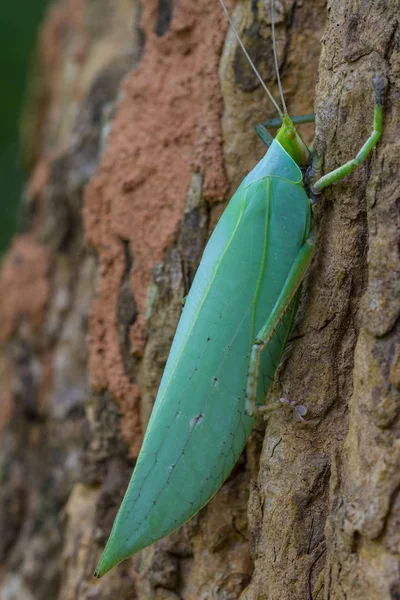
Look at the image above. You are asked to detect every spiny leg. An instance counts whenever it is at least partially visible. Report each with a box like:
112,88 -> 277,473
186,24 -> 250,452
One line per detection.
245,236 -> 316,417
312,74 -> 387,195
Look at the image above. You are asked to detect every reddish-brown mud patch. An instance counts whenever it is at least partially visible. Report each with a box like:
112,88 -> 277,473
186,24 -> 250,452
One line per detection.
0,236 -> 50,344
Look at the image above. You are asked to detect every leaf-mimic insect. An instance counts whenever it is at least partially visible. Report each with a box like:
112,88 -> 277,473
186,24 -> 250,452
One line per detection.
95,0 -> 386,577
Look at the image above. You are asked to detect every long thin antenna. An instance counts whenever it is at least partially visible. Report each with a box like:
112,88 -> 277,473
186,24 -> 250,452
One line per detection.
218,0 -> 284,118
270,0 -> 287,114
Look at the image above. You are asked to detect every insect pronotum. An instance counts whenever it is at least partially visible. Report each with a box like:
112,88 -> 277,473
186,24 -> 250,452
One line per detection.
95,0 -> 386,577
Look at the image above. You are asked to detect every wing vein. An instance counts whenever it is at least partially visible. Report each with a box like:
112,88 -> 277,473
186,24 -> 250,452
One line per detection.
250,177 -> 272,346
149,189 -> 249,424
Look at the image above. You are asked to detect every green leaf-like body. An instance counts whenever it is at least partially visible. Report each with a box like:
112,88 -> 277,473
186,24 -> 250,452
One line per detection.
96,140 -> 311,576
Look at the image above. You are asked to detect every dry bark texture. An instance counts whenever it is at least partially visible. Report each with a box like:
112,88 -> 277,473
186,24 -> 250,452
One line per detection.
0,0 -> 399,599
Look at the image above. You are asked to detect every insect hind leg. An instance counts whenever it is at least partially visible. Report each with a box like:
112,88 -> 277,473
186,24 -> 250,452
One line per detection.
245,238 -> 315,417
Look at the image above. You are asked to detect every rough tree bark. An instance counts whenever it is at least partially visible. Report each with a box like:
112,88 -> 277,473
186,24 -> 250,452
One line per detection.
0,1 -> 398,599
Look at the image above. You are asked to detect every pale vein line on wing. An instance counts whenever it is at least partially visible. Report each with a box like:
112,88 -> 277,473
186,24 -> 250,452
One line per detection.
148,189 -> 248,424
250,178 -> 271,345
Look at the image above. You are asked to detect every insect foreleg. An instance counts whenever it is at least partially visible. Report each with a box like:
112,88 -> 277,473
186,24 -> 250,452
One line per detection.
245,237 -> 316,417
261,115 -> 316,130
312,74 -> 387,195
256,115 -> 316,148
256,125 -> 275,148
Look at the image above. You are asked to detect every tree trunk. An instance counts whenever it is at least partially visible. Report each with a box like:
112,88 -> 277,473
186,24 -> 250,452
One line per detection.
0,1 -> 398,599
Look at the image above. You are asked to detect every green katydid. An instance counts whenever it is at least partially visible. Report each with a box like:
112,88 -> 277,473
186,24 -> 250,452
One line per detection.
94,0 -> 386,577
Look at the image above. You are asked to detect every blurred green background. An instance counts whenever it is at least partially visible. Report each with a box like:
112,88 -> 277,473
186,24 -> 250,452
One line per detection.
0,0 -> 53,254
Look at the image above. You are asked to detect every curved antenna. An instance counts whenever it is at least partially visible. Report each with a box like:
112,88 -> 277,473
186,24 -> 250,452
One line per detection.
270,0 -> 287,114
218,0 -> 284,118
